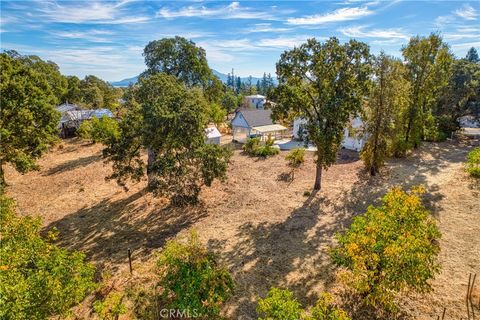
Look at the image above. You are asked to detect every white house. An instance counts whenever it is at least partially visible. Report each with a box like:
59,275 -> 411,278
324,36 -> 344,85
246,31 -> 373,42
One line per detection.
56,103 -> 114,137
205,126 -> 222,145
459,115 -> 480,128
231,109 -> 287,143
244,94 -> 266,109
293,117 -> 366,151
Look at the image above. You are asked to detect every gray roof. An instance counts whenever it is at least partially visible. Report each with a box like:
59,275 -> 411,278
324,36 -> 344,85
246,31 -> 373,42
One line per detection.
56,103 -> 81,113
238,108 -> 273,127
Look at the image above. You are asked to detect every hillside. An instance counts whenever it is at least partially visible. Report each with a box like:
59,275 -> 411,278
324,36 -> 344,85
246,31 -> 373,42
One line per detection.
5,138 -> 479,319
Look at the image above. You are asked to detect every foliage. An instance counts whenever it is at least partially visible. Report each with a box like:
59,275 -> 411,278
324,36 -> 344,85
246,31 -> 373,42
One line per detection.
78,75 -> 122,111
93,291 -> 127,320
243,137 -> 279,157
0,195 -> 96,320
78,116 -> 120,144
285,148 -> 305,168
143,36 -> 212,88
466,47 -> 479,63
306,293 -> 350,320
208,103 -> 227,127
257,287 -> 303,320
221,91 -> 240,114
156,231 -> 235,318
257,288 -> 349,320
273,37 -> 371,190
361,52 -> 410,175
466,147 -> 480,177
0,52 -> 60,191
401,33 -> 453,147
331,186 -> 441,311
104,74 -> 232,203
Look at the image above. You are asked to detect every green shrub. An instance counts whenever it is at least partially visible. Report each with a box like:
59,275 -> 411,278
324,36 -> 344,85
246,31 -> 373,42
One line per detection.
257,287 -> 302,320
0,195 -> 96,320
243,137 -> 261,154
156,231 -> 234,318
466,147 -> 480,177
285,148 -> 305,168
257,288 -> 349,320
306,293 -> 350,320
93,291 -> 127,320
78,115 -> 119,144
255,145 -> 280,157
330,186 -> 441,311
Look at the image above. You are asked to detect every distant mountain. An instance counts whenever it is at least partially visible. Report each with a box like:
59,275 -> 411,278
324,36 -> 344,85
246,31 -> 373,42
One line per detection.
110,76 -> 139,87
110,70 -> 276,87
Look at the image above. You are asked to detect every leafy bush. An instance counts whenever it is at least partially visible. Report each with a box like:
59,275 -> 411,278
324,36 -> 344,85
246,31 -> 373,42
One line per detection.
306,293 -> 350,320
286,148 -> 305,168
156,231 -> 234,318
257,287 -> 302,320
466,147 -> 480,177
0,195 -> 96,320
243,137 -> 279,157
78,115 -> 119,144
331,186 -> 441,311
243,137 -> 261,154
93,291 -> 127,320
257,288 -> 349,320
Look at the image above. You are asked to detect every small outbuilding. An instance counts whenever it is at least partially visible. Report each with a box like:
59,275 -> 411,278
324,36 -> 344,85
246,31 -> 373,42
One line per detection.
244,94 -> 266,109
205,126 -> 222,145
231,109 -> 287,143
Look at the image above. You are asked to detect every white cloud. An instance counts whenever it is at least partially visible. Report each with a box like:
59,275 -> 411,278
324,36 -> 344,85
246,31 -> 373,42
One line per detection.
157,2 -> 277,20
287,7 -> 373,25
339,26 -> 409,40
451,41 -> 480,50
50,30 -> 114,43
454,4 -> 477,20
244,23 -> 292,33
38,1 -> 149,24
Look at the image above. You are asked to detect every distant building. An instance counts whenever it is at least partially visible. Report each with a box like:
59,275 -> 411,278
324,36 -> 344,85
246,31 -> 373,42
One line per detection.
205,126 -> 222,145
231,109 -> 287,143
293,117 -> 366,151
56,103 -> 114,138
244,94 -> 266,109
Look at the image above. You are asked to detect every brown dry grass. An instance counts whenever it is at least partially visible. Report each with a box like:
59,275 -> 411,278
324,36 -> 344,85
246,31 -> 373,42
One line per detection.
5,138 -> 480,319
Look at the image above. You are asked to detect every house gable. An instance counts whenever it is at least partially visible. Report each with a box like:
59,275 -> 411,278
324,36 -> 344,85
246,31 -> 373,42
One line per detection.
232,112 -> 250,128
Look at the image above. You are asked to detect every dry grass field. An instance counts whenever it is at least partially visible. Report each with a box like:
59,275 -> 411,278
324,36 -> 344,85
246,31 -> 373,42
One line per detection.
5,138 -> 479,319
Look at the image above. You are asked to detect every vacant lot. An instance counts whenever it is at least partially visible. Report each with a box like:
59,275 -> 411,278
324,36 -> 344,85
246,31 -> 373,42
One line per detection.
5,138 -> 479,319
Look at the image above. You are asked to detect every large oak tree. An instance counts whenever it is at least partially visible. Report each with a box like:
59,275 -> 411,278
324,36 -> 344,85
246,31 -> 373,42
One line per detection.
272,37 -> 371,190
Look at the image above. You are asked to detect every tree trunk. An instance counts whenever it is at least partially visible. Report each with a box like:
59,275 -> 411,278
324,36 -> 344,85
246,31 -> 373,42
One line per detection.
314,162 -> 322,190
147,149 -> 156,188
370,165 -> 377,176
0,163 -> 5,193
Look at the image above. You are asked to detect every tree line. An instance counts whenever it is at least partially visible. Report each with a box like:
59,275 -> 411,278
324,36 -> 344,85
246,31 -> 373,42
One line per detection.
226,70 -> 276,96
271,34 -> 479,190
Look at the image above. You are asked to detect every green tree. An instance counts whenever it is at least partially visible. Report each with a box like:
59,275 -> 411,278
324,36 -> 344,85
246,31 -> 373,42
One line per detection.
156,231 -> 234,318
306,293 -> 350,320
64,75 -> 83,104
0,195 -> 96,319
104,74 -> 231,203
207,103 -> 227,127
466,47 -> 479,63
143,36 -> 212,88
0,53 -> 60,191
78,116 -> 120,144
361,52 -> 410,175
221,91 -> 239,114
401,33 -> 453,147
331,186 -> 441,311
273,37 -> 371,190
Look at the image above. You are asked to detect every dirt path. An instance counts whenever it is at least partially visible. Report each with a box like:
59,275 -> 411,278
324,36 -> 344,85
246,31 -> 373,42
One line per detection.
5,139 -> 479,319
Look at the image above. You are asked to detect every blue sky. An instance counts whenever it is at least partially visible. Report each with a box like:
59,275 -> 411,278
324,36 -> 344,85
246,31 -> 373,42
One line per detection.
1,1 -> 479,81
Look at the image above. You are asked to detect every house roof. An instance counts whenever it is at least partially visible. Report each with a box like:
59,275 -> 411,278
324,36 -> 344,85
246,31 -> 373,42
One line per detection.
238,109 -> 273,127
56,103 -> 81,113
245,94 -> 266,99
59,109 -> 113,123
205,126 -> 222,139
252,124 -> 287,133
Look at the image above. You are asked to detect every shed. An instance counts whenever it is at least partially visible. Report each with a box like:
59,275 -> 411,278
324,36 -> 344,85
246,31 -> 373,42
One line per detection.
231,109 -> 287,142
205,126 -> 222,145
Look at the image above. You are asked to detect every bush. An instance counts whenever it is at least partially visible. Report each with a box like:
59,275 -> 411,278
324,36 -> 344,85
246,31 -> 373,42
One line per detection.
466,147 -> 480,177
330,186 -> 441,311
243,137 -> 279,157
156,231 -> 234,318
306,293 -> 350,320
257,288 -> 350,320
257,287 -> 302,320
0,195 -> 96,320
93,291 -> 127,320
78,115 -> 119,144
285,148 -> 305,168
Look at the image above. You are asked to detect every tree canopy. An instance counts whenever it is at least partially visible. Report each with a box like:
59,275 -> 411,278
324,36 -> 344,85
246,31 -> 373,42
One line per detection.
0,52 -> 60,190
272,37 -> 371,190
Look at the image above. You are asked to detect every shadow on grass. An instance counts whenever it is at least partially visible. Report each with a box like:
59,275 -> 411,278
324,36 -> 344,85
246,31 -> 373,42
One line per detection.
44,154 -> 102,175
